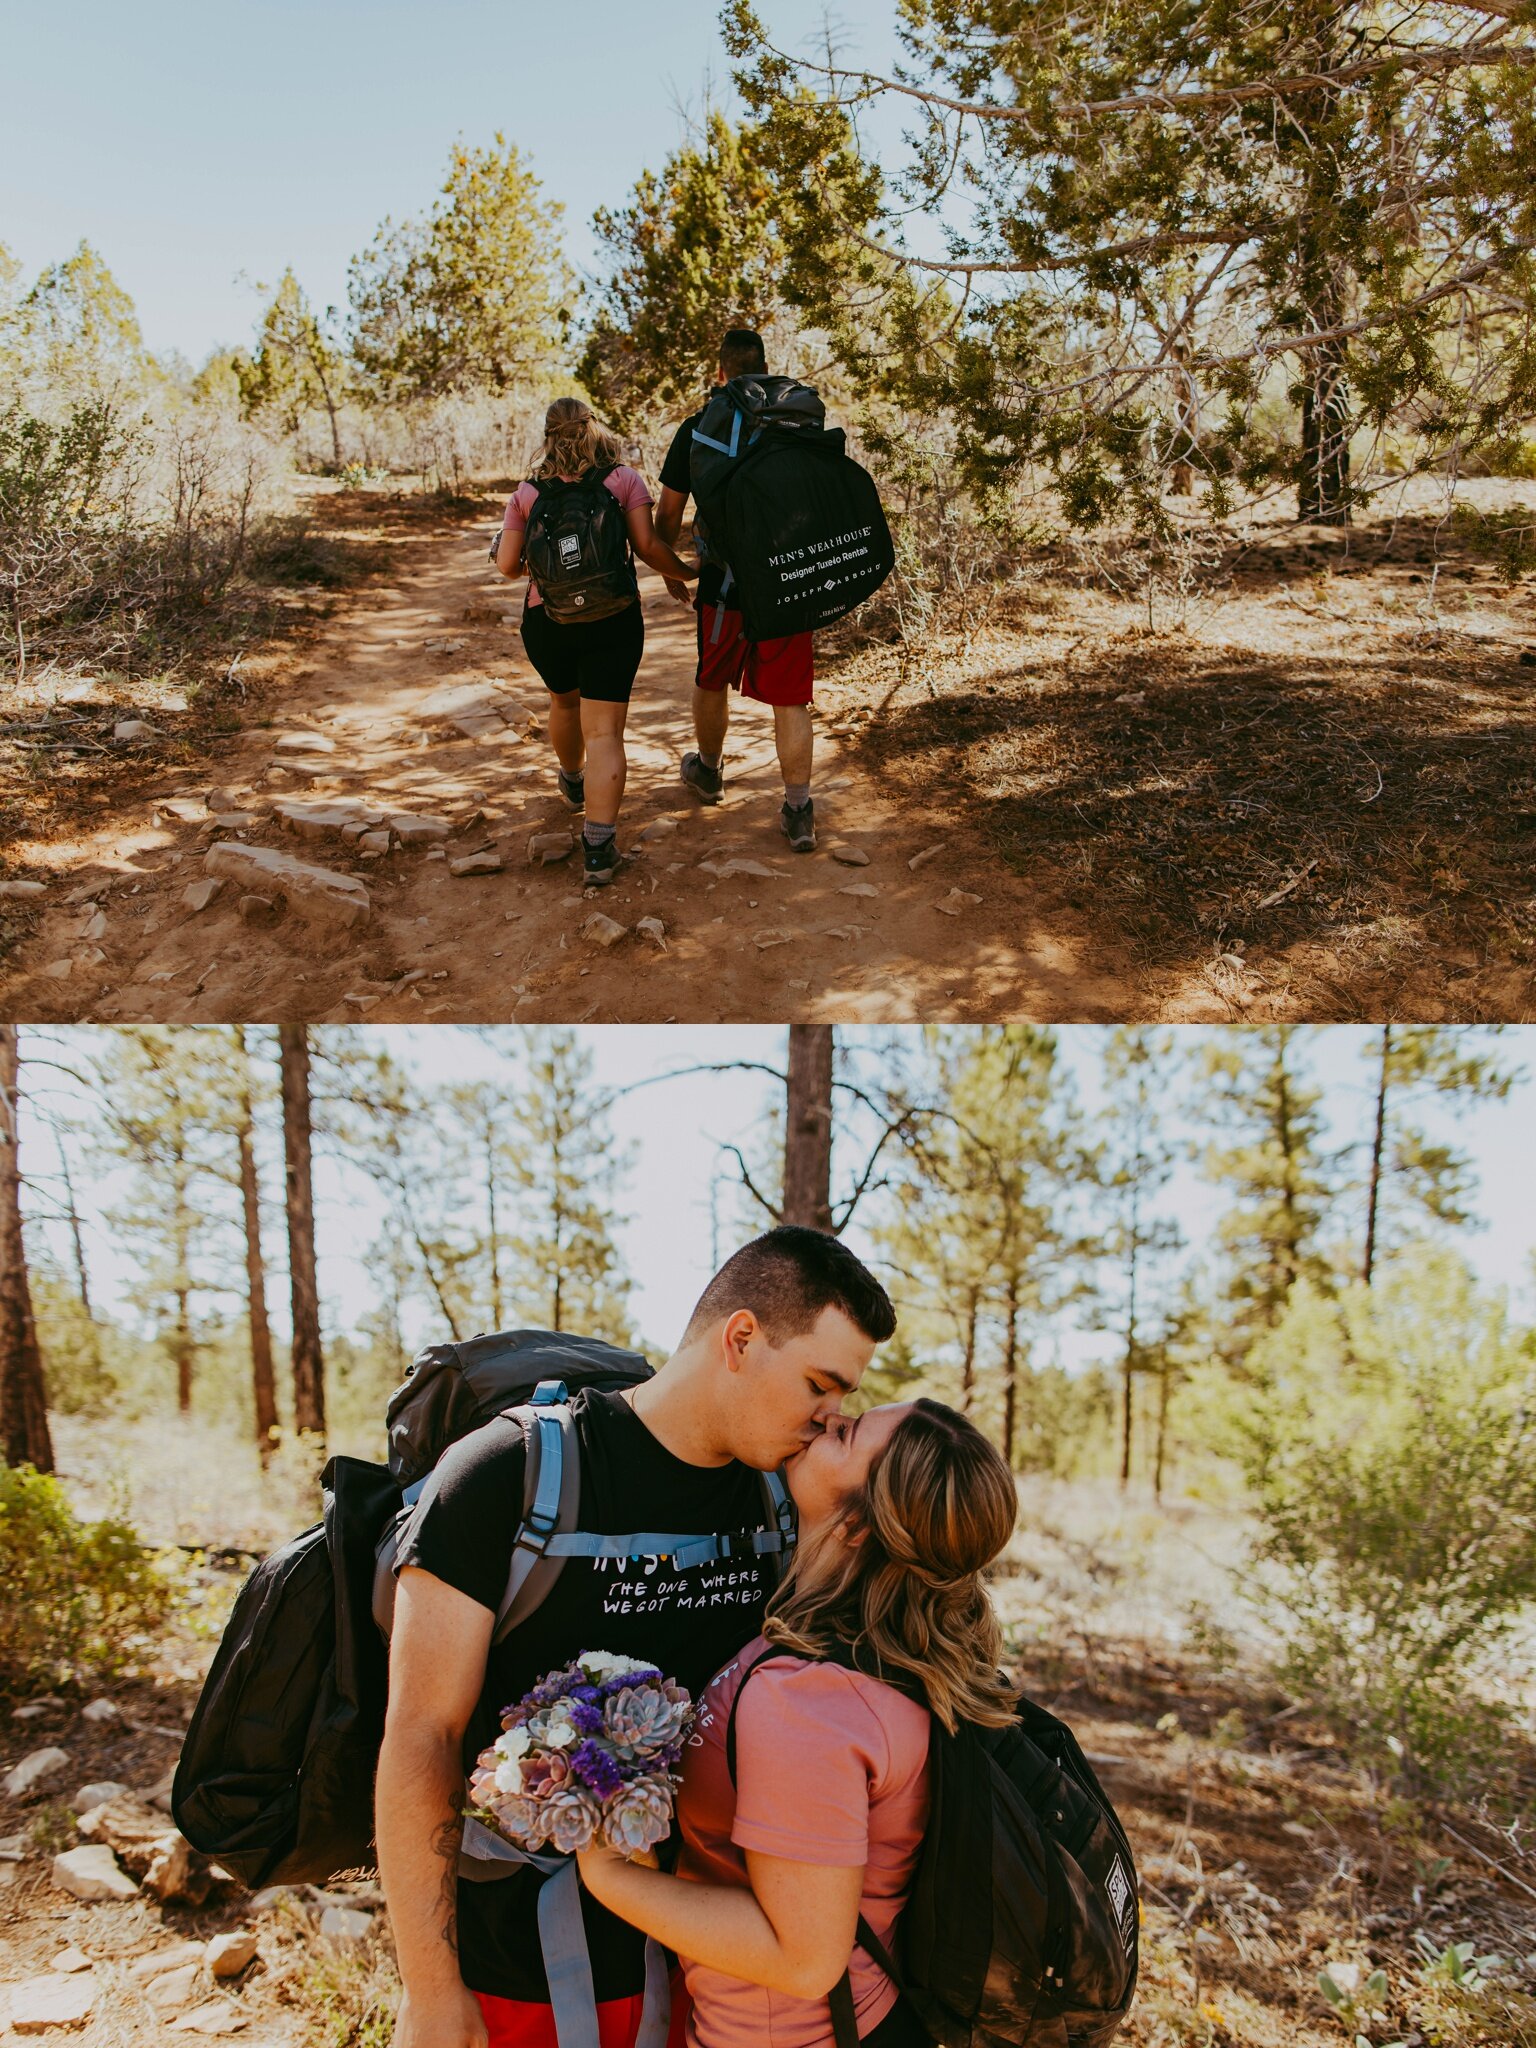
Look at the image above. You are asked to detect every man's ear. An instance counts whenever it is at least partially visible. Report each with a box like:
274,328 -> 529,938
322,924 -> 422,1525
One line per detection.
721,1309 -> 758,1369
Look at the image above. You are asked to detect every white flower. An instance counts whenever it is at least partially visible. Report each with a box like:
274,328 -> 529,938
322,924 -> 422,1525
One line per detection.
494,1725 -> 531,1764
494,1760 -> 526,1795
578,1651 -> 656,1682
544,1706 -> 578,1749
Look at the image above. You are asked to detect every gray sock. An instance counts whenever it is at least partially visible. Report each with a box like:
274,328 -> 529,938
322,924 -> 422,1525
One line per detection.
783,783 -> 811,810
583,821 -> 616,847
698,751 -> 723,772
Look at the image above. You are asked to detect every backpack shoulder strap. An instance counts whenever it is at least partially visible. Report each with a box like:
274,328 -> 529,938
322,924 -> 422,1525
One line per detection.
492,1380 -> 579,1644
723,1643 -> 798,1785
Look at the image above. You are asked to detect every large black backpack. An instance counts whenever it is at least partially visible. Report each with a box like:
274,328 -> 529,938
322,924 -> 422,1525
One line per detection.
728,1648 -> 1139,2048
172,1330 -> 794,1890
689,375 -> 894,642
522,465 -> 639,624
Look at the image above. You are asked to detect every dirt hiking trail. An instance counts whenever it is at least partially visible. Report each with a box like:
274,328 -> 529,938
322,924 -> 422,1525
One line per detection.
0,515 -> 1131,1025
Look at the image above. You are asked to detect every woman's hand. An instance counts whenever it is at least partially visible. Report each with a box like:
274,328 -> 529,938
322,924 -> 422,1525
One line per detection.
575,1840 -> 658,1903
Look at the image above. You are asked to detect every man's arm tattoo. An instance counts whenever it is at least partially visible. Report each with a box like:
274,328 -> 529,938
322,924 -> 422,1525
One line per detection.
433,1813 -> 460,1957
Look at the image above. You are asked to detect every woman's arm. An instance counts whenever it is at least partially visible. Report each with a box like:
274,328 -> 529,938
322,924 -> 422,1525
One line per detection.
576,1843 -> 863,2002
625,502 -> 697,586
494,525 -> 526,580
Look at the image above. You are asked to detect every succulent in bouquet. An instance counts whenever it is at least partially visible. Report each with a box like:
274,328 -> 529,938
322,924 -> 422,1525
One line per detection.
469,1650 -> 694,1860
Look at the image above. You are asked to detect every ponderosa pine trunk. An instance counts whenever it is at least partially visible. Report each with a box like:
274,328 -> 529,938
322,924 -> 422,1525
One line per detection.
279,1026 -> 325,1437
1362,1024 -> 1390,1286
0,1028 -> 53,1471
783,1026 -> 834,1232
237,1032 -> 278,1460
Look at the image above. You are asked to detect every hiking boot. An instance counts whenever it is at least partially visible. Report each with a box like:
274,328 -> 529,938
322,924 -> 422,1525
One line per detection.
582,836 -> 621,888
557,766 -> 585,811
780,797 -> 816,853
681,751 -> 724,805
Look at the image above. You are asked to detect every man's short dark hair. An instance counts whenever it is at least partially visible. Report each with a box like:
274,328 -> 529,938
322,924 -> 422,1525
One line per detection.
684,1225 -> 896,1346
719,328 -> 768,379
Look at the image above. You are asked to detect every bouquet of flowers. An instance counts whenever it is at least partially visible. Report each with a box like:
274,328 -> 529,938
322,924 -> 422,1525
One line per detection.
468,1650 -> 693,1859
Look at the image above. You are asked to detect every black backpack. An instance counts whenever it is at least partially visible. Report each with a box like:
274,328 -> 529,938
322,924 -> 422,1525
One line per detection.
689,376 -> 895,642
522,466 -> 639,624
172,1330 -> 795,1890
727,1648 -> 1139,2048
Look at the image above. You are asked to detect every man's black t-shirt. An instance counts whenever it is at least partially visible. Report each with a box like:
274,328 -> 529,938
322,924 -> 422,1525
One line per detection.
393,1388 -> 774,2002
659,411 -> 727,607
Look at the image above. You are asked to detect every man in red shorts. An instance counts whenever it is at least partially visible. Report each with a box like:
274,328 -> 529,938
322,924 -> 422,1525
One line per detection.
654,330 -> 818,852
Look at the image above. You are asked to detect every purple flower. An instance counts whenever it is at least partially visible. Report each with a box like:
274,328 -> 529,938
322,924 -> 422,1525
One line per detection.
569,1740 -> 626,1799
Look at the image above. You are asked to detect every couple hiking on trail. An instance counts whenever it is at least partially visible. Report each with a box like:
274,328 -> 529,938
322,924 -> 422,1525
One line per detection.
493,329 -> 894,890
175,1229 -> 1139,2048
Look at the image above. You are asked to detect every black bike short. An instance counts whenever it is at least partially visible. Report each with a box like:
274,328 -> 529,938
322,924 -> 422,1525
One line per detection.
520,597 -> 644,704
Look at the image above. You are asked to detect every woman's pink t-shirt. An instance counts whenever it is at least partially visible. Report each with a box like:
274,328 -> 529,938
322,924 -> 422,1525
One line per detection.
674,1639 -> 930,2048
502,466 -> 652,606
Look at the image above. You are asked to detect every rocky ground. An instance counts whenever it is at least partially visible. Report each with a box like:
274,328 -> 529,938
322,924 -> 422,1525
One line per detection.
0,495 -> 1129,1027
0,1678 -> 391,2048
1,475 -> 1533,1022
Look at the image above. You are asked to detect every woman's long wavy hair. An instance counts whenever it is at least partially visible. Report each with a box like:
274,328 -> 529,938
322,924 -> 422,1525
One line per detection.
530,398 -> 623,482
763,1398 -> 1020,1733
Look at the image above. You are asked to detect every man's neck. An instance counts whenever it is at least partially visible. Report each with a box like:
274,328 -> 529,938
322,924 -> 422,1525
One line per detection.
623,1347 -> 734,1468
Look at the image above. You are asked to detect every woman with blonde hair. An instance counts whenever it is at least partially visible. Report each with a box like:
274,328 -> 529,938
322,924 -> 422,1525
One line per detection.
495,399 -> 696,887
578,1397 -> 1020,2047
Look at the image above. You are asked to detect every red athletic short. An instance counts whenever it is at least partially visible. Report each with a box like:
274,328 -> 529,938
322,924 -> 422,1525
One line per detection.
474,1985 -> 691,2048
695,601 -> 813,706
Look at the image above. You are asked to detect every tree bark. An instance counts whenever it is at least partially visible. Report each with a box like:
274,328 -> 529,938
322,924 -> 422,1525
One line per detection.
1121,1179 -> 1140,1489
55,1134 -> 104,1380
279,1026 -> 326,1437
1298,334 -> 1352,524
783,1026 -> 835,1232
1154,1358 -> 1171,1502
1002,1290 -> 1020,1470
1363,1024 -> 1390,1286
237,1032 -> 278,1460
0,1028 -> 54,1471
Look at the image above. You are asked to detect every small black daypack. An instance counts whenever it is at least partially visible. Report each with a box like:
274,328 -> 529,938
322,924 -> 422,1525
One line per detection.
173,1328 -> 795,1891
689,375 -> 894,642
522,466 -> 639,624
727,1649 -> 1139,2048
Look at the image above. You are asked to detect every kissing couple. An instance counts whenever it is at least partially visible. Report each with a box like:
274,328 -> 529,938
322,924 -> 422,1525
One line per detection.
377,1225 -> 1020,2048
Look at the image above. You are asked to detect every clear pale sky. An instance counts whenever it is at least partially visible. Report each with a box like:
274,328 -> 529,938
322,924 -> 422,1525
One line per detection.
19,1026 -> 1536,1369
1,0 -> 894,365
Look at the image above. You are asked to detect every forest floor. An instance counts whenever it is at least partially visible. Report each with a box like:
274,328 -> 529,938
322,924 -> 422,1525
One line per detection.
1,477 -> 1533,1024
3,1424 -> 1534,2048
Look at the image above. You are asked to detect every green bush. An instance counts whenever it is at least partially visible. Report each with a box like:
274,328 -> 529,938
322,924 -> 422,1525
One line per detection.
0,1464 -> 175,1692
1239,1251 -> 1536,1791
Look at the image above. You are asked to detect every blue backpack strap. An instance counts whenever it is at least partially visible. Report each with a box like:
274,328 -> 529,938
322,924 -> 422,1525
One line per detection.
492,1382 -> 577,1645
692,407 -> 744,458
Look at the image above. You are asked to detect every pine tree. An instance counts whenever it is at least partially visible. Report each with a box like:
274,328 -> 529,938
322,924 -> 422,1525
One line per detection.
876,1027 -> 1083,1465
239,271 -> 347,469
92,1028 -> 230,1414
279,1027 -> 326,1436
1359,1026 -> 1520,1282
0,1027 -> 53,1471
18,242 -> 149,400
502,1032 -> 635,1342
1196,1026 -> 1336,1355
580,113 -> 787,429
348,137 -> 572,400
727,0 -> 1536,526
1095,1029 -> 1185,1487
